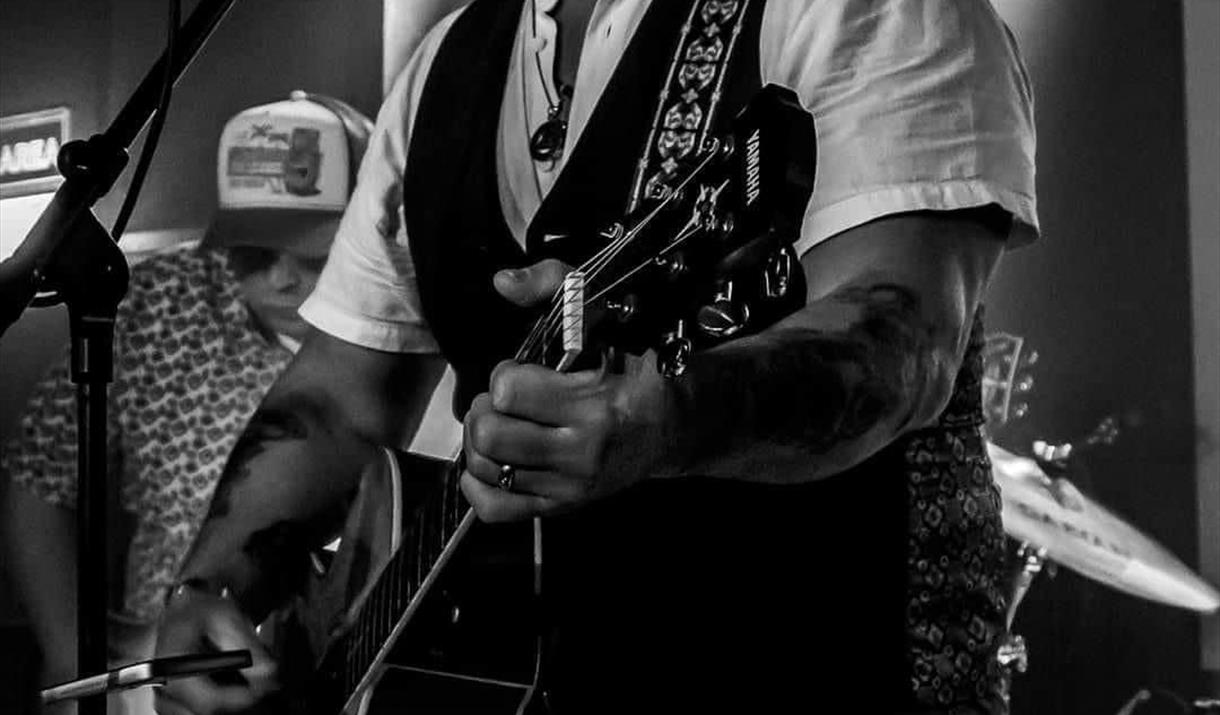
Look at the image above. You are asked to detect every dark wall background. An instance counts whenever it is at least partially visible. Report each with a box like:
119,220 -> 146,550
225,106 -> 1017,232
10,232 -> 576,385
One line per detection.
989,1 -> 1205,712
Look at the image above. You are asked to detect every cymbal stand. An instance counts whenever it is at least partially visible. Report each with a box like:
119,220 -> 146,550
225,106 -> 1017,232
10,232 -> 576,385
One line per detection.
997,542 -> 1048,674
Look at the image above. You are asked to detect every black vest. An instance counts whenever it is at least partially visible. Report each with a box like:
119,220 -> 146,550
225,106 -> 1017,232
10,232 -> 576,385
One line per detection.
403,0 -> 769,415
401,1 -> 998,710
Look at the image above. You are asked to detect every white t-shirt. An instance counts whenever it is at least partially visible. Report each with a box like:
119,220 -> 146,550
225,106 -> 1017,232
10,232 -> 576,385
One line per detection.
300,0 -> 1038,354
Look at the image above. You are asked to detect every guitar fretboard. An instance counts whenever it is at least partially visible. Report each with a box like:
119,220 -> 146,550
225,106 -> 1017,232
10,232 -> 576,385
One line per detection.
323,454 -> 470,706
319,285 -> 570,708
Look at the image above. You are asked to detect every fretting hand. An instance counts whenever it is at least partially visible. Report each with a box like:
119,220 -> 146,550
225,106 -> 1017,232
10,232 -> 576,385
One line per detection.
460,260 -> 680,522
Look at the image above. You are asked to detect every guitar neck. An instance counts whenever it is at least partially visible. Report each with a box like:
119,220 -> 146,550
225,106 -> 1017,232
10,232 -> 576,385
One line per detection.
320,285 -> 569,711
319,452 -> 473,711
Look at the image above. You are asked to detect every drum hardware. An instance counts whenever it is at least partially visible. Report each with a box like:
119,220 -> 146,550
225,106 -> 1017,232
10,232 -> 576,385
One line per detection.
1115,688 -> 1220,714
989,439 -> 1220,682
996,543 -> 1047,674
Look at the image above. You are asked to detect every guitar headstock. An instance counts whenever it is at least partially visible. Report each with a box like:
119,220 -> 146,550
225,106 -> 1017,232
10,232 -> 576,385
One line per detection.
982,332 -> 1038,429
522,85 -> 817,375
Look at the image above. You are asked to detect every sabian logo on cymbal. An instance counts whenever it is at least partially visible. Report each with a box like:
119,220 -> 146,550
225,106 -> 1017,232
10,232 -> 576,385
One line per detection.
1014,501 -> 1131,558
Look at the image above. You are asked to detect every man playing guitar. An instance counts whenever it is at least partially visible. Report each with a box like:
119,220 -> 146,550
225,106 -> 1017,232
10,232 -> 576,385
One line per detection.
153,1 -> 1039,712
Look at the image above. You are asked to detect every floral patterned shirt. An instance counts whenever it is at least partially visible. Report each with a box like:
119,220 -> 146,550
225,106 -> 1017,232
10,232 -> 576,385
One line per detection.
1,246 -> 292,622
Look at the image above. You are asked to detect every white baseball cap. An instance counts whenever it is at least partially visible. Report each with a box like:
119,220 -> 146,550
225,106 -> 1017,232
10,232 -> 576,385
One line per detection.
201,91 -> 372,255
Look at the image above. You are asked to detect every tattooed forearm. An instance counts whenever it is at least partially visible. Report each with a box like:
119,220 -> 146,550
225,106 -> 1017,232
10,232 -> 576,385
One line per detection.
237,481 -> 356,614
673,282 -> 954,480
179,389 -> 376,610
208,406 -> 310,520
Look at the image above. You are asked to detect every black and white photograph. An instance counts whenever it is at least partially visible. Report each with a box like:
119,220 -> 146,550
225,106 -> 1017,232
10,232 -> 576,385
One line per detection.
0,1 -> 1217,713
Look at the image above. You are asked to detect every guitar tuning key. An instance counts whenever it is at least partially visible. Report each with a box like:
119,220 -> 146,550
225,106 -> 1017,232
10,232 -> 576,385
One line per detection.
718,135 -> 735,160
657,321 -> 692,378
714,212 -> 735,237
763,249 -> 793,299
599,222 -> 625,242
700,135 -> 733,161
696,280 -> 750,338
606,294 -> 638,323
654,252 -> 689,280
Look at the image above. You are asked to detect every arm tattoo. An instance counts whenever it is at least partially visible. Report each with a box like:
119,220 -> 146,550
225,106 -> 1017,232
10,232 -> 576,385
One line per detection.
685,282 -> 944,464
238,487 -> 357,609
184,395 -> 366,612
207,406 -> 310,520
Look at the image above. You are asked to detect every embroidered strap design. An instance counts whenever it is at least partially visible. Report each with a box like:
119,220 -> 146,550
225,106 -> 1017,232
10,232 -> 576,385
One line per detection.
628,0 -> 753,213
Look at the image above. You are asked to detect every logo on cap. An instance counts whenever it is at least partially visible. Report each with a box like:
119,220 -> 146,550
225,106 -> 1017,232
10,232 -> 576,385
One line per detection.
226,122 -> 325,197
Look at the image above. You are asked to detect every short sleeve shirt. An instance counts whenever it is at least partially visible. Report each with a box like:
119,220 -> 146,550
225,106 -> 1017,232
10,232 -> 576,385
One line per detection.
1,247 -> 292,622
301,0 -> 1038,353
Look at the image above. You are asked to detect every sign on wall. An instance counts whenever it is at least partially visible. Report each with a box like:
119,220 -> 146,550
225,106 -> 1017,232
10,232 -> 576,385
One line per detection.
0,107 -> 70,199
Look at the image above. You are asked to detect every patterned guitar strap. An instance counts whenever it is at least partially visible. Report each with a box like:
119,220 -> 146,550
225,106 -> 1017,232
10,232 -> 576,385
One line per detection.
627,0 -> 755,213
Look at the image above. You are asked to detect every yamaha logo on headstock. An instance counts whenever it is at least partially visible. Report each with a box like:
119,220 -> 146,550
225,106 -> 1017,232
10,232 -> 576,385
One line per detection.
727,85 -> 815,244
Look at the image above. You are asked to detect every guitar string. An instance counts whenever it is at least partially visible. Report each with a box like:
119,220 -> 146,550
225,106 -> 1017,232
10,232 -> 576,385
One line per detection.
521,140 -> 726,362
518,181 -> 689,362
516,144 -> 719,362
515,225 -> 637,362
586,179 -> 729,305
336,231 -> 640,692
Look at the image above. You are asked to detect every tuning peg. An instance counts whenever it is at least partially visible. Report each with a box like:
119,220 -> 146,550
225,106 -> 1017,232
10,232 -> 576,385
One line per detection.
696,280 -> 750,338
605,294 -> 638,323
1022,350 -> 1039,367
712,212 -> 735,237
763,249 -> 793,299
701,135 -> 734,161
1016,375 -> 1035,393
599,222 -> 625,242
657,320 -> 692,378
654,252 -> 689,280
1012,402 -> 1029,419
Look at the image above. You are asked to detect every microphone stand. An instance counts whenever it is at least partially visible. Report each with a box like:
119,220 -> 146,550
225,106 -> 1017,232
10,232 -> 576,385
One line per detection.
0,2 -> 240,713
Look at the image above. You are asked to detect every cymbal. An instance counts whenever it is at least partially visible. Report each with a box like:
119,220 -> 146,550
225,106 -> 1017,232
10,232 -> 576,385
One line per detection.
987,442 -> 1220,612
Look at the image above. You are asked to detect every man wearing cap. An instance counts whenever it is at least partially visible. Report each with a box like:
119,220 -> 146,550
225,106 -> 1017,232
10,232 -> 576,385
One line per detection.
0,92 -> 371,712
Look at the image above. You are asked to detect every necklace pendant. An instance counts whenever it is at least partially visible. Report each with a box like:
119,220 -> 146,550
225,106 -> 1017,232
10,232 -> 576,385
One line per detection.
530,117 -> 567,163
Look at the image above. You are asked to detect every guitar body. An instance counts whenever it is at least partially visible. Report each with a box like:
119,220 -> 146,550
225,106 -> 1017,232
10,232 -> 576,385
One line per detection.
265,449 -> 541,714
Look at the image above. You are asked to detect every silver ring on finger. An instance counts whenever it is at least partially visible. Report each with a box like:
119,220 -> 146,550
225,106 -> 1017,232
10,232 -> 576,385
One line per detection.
497,463 -> 517,492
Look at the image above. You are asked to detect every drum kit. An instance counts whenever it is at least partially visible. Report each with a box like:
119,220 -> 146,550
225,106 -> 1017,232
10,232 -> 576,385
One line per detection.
989,441 -> 1220,662
982,333 -> 1220,711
